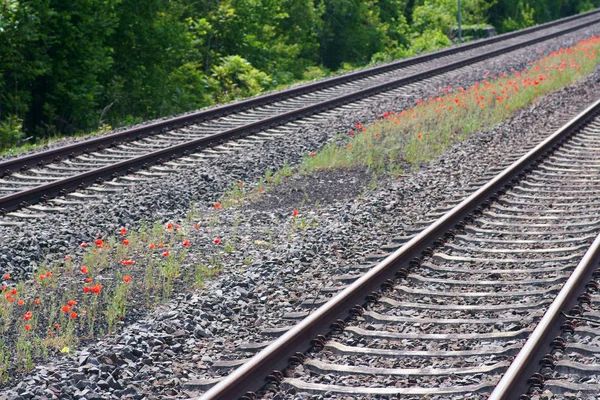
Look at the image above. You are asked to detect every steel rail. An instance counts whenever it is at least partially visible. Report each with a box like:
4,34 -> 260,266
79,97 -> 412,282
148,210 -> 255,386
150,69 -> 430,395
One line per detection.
0,9 -> 599,179
2,17 -> 600,214
196,100 -> 600,399
489,217 -> 600,398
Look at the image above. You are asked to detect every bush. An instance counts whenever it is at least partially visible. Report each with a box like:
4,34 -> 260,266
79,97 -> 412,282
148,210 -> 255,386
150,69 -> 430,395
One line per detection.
0,115 -> 25,151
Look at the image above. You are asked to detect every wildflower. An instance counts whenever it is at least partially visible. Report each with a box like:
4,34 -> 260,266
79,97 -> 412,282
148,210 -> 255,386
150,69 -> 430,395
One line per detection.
80,242 -> 88,248
17,299 -> 24,306
194,224 -> 199,230
67,300 -> 77,307
158,243 -> 164,248
162,251 -> 170,257
2,273 -> 8,280
375,133 -> 380,137
70,312 -> 77,319
54,323 -> 60,329
149,243 -> 156,249
65,256 -> 71,261
25,324 -> 31,331
122,259 -> 135,266
0,285 -> 4,291
182,240 -> 190,247
238,182 -> 243,188
214,203 -> 221,210
95,239 -> 103,247
417,134 -> 422,139
175,225 -> 181,230
6,296 -> 14,303
292,210 -> 299,217
61,305 -> 70,313
39,274 -> 45,281
347,143 -> 352,150
123,275 -> 132,283
91,285 -> 102,294
46,271 -> 51,277
123,239 -> 129,246
10,289 -> 17,295
23,311 -> 32,321
85,278 -> 92,283
34,298 -> 40,305
48,331 -> 54,336
349,130 -> 354,135
214,237 -> 221,244
80,266 -> 88,274
120,227 -> 127,236
84,287 -> 90,293
311,152 -> 316,157
166,222 -> 173,230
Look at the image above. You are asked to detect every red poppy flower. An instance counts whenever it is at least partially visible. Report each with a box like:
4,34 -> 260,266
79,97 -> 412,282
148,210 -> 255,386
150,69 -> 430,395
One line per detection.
80,242 -> 88,248
17,299 -> 24,306
23,311 -> 32,321
122,239 -> 129,246
182,240 -> 190,247
214,203 -> 221,210
95,239 -> 103,247
85,278 -> 92,283
54,323 -> 60,329
61,305 -> 70,313
25,324 -> 31,331
1,285 -> 5,291
349,130 -> 354,135
6,296 -> 14,303
292,210 -> 298,217
10,289 -> 17,295
34,298 -> 40,305
80,266 -> 88,274
39,274 -> 45,281
84,286 -> 90,293
70,312 -> 77,319
120,227 -> 127,236
67,300 -> 77,307
238,182 -> 243,188
311,152 -> 316,157
123,275 -> 132,283
194,224 -> 199,230
92,285 -> 102,294
149,243 -> 156,249
417,134 -> 422,139
65,256 -> 71,261
213,237 -> 221,244
158,243 -> 164,248
162,251 -> 170,257
166,222 -> 173,230
46,271 -> 51,277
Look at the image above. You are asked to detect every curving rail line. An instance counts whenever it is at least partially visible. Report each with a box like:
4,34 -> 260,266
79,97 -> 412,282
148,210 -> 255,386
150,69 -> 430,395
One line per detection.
2,10 -> 600,215
197,98 -> 600,400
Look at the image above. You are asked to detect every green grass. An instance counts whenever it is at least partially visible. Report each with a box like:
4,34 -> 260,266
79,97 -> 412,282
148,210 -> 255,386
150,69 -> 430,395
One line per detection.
301,36 -> 600,174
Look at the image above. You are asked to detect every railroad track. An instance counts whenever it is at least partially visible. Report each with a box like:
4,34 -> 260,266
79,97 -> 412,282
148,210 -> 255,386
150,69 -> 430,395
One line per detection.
2,10 -> 600,220
196,99 -> 600,400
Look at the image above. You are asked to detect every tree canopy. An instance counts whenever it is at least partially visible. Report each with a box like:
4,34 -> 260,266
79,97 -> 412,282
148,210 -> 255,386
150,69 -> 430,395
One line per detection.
0,0 -> 598,148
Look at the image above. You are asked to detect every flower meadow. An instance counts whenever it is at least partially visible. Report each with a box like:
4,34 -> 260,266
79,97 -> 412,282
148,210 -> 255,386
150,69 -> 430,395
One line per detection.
0,206 -> 306,383
0,220 -> 222,382
302,35 -> 600,173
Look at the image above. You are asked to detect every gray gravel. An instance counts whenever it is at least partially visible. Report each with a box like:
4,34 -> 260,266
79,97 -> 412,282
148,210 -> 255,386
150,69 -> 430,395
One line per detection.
2,27 -> 600,400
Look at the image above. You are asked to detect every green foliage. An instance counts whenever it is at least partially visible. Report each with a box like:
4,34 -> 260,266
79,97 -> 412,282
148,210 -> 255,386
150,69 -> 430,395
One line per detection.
0,0 -> 598,151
